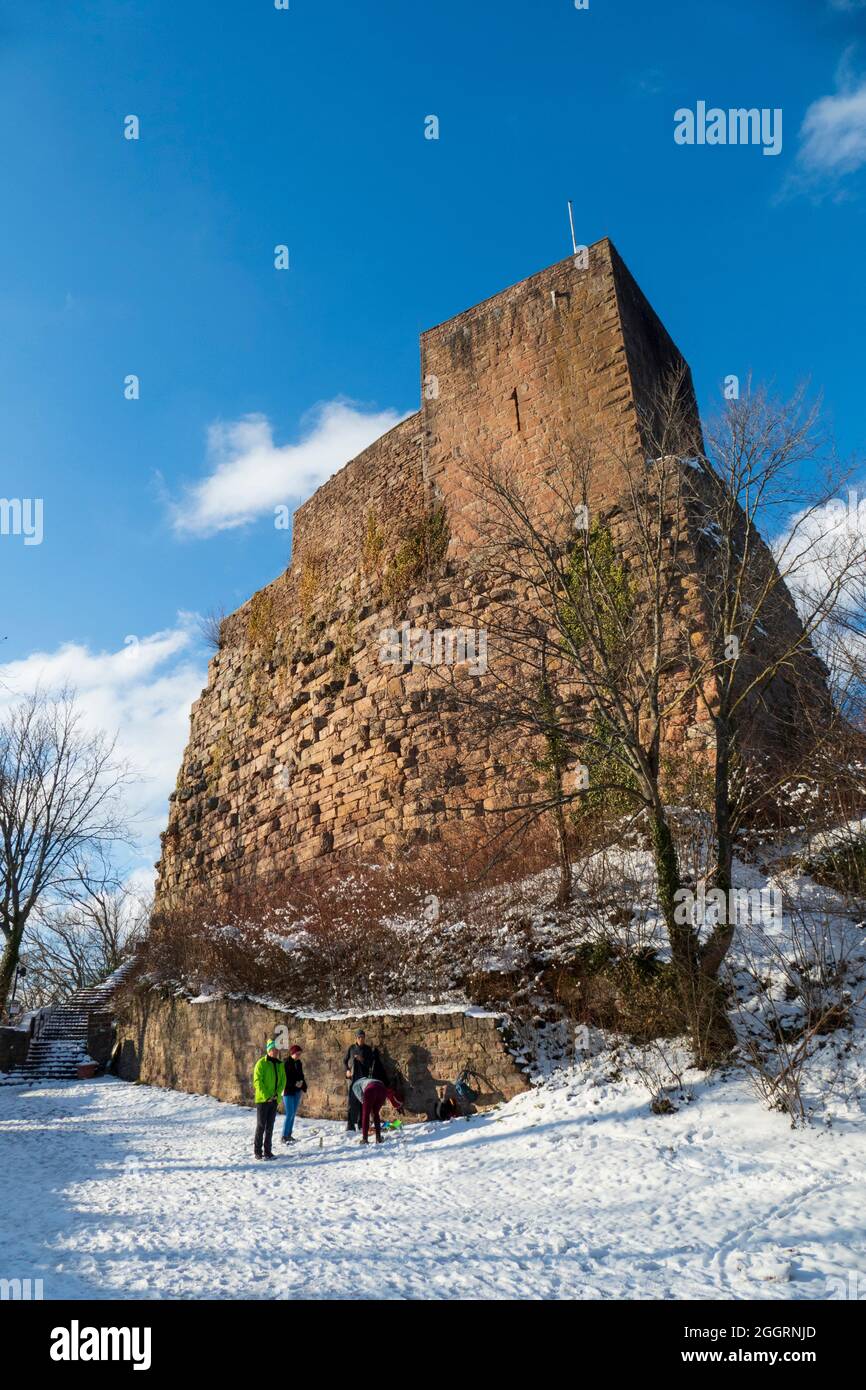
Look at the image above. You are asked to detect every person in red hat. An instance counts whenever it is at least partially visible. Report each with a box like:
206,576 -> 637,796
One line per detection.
281,1045 -> 307,1144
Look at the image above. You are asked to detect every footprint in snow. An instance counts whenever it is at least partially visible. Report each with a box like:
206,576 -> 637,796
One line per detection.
749,1254 -> 793,1283
730,1248 -> 793,1284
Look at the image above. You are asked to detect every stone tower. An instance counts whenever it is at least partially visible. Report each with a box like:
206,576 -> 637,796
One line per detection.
153,240 -> 813,905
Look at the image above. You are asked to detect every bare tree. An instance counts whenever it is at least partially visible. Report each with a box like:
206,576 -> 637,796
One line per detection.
0,691 -> 131,1017
729,892 -> 865,1125
438,372 -> 865,1065
436,418 -> 718,1047
19,863 -> 149,1008
674,382 -> 866,980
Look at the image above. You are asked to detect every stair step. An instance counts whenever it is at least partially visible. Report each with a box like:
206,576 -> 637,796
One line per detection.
10,971 -> 129,1082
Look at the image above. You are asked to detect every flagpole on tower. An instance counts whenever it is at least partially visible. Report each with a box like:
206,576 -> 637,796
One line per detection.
567,200 -> 578,255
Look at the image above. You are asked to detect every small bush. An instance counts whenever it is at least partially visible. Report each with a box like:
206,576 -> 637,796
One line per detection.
297,548 -> 328,616
198,606 -> 227,652
361,509 -> 386,576
246,590 -> 280,653
384,505 -> 450,605
132,867 -> 497,1011
129,820 -> 563,1013
802,836 -> 866,898
549,944 -> 682,1041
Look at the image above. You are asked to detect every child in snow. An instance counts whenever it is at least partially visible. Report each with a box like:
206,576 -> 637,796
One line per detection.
253,1040 -> 286,1160
434,1086 -> 460,1122
281,1044 -> 307,1144
352,1076 -> 404,1144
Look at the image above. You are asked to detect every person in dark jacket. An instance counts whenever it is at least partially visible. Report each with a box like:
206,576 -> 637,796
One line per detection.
252,1040 -> 286,1160
370,1046 -> 387,1083
344,1029 -> 374,1131
352,1076 -> 404,1144
281,1045 -> 307,1144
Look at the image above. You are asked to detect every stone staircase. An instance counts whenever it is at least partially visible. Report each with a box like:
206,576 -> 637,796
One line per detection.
0,973 -> 126,1085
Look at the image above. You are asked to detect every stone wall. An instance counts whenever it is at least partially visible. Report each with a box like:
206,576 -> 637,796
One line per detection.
153,239 -> 828,903
160,560 -> 521,893
421,240 -> 649,556
610,242 -> 699,443
291,413 -> 424,583
113,989 -> 530,1119
0,1026 -> 29,1072
87,1012 -> 116,1067
153,241 -> 696,900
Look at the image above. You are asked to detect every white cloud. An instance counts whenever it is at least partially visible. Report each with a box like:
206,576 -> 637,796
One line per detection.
773,489 -> 866,685
776,492 -> 860,595
796,49 -> 866,180
0,619 -> 208,883
171,398 -> 407,537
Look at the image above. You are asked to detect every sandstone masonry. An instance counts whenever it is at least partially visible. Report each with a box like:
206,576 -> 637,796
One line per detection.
114,990 -> 530,1119
154,240 -> 822,903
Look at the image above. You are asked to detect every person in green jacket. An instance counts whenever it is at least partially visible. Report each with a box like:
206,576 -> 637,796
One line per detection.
253,1040 -> 286,1160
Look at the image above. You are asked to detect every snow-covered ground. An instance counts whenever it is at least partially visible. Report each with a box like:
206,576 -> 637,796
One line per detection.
4,834 -> 866,1301
2,1063 -> 865,1300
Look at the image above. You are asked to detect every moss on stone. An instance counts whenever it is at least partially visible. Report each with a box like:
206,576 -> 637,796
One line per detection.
384,504 -> 450,606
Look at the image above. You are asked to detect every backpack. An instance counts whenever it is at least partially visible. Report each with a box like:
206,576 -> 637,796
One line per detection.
454,1067 -> 479,1104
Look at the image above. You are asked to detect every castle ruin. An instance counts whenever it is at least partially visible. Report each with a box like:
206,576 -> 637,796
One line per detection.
154,240 -> 820,905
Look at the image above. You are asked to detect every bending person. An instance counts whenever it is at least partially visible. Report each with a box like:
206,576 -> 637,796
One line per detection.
352,1075 -> 404,1145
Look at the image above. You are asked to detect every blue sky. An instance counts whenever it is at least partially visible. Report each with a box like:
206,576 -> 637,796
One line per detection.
1,0 -> 864,876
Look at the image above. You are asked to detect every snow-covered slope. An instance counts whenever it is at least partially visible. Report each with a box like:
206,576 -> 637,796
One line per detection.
2,1066 -> 864,1300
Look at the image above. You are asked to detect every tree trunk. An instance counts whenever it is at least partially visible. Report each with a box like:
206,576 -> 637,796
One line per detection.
713,716 -> 734,894
700,715 -> 736,980
0,917 -> 25,1020
648,804 -> 687,956
551,783 -> 572,907
538,642 -> 572,909
648,803 -> 730,1066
